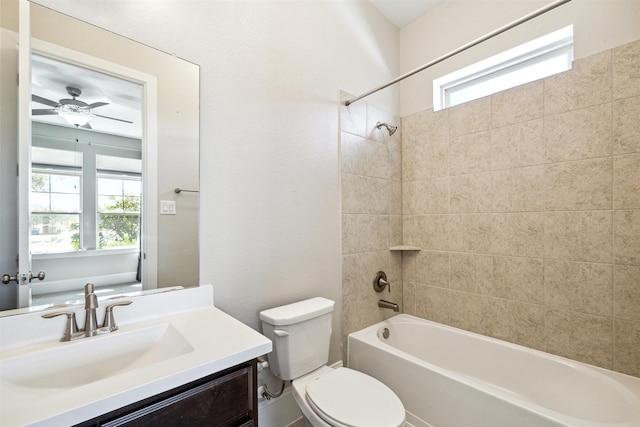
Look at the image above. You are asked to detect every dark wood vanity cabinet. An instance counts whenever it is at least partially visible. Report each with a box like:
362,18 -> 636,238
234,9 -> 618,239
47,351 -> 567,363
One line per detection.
75,359 -> 257,427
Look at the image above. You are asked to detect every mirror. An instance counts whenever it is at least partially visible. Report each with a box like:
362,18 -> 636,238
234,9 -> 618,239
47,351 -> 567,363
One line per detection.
0,1 -> 200,313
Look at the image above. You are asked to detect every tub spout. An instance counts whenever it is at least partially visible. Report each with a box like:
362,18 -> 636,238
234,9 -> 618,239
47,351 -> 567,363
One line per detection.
378,299 -> 399,312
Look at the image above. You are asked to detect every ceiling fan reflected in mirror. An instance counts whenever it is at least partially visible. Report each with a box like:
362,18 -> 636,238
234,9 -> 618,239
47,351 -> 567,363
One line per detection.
32,86 -> 134,129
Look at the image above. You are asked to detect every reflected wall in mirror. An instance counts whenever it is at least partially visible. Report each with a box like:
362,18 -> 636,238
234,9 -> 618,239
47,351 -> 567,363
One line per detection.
0,0 -> 200,313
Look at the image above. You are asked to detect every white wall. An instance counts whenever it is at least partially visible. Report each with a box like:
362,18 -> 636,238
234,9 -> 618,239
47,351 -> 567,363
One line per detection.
30,0 -> 400,371
400,0 -> 640,116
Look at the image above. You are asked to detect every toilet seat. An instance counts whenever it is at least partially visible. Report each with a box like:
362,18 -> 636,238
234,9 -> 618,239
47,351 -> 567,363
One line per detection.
305,367 -> 405,427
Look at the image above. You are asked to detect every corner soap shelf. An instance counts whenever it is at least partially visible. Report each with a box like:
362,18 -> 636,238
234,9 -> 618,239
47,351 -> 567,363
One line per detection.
389,245 -> 421,251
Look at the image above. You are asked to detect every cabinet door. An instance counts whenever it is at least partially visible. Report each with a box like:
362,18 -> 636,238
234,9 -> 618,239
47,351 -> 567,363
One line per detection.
102,366 -> 253,427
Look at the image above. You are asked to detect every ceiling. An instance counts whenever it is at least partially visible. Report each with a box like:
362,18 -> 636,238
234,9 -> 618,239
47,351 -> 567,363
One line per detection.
368,0 -> 445,27
31,54 -> 143,139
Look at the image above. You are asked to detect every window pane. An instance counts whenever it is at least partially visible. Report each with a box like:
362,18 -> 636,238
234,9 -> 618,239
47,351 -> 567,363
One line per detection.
50,194 -> 80,212
122,196 -> 141,213
50,174 -> 80,194
98,214 -> 140,249
31,213 -> 80,253
31,193 -> 50,212
32,173 -> 49,192
98,178 -> 123,196
123,180 -> 141,196
98,195 -> 122,212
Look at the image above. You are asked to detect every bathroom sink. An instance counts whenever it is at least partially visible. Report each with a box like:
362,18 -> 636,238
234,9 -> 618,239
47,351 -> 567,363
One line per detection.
1,323 -> 194,390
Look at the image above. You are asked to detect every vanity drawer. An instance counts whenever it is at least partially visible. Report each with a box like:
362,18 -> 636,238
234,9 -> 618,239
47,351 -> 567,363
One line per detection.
76,360 -> 257,427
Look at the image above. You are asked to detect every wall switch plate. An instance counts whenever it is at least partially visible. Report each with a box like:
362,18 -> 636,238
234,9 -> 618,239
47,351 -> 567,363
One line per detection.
160,200 -> 177,215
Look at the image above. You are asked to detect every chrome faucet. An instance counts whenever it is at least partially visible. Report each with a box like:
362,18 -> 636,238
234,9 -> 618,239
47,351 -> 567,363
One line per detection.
42,282 -> 132,342
83,282 -> 101,337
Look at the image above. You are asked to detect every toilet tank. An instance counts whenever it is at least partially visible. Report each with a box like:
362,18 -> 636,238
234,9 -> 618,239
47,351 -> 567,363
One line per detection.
260,298 -> 334,381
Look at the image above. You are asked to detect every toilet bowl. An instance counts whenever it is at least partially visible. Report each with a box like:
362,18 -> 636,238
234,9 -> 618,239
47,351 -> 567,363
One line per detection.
259,298 -> 406,427
291,365 -> 405,427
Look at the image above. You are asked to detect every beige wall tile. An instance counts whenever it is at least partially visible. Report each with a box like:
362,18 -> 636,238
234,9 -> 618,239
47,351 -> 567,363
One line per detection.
390,180 -> 402,215
614,319 -> 640,377
402,108 -> 449,149
449,131 -> 492,176
450,253 -> 492,293
415,284 -> 450,324
389,138 -> 402,182
340,92 -> 367,137
613,153 -> 640,209
614,210 -> 640,265
341,173 -> 390,215
343,291 -> 380,336
545,259 -> 613,317
491,213 -> 544,258
402,141 -> 448,181
416,250 -> 450,288
450,214 -> 492,254
450,173 -> 492,213
449,96 -> 491,138
390,215 -> 403,247
509,301 -> 545,350
342,214 -> 389,255
340,132 -> 388,178
342,251 -> 389,296
613,96 -> 640,155
402,251 -> 418,283
487,256 -> 544,304
613,39 -> 640,99
405,178 -> 449,214
544,50 -> 612,116
413,214 -> 449,251
478,296 -> 511,341
403,282 -> 416,316
492,166 -> 545,212
491,119 -> 544,170
544,211 -> 612,263
544,103 -> 612,163
614,264 -> 640,323
545,309 -> 613,369
544,158 -> 612,211
449,290 -> 481,333
491,80 -> 544,128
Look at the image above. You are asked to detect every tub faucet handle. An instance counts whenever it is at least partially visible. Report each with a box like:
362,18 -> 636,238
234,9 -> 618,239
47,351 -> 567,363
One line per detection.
373,271 -> 390,293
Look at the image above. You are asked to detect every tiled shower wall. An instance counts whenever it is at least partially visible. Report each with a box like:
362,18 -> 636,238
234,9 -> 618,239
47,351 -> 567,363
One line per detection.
401,39 -> 640,377
339,92 -> 404,354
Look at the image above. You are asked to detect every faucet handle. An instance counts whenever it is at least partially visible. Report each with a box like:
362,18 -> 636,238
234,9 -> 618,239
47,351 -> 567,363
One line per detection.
373,271 -> 391,293
102,300 -> 132,332
42,311 -> 79,342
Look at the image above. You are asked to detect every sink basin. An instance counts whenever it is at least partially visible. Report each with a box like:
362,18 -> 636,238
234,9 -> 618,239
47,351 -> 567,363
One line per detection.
1,323 -> 194,389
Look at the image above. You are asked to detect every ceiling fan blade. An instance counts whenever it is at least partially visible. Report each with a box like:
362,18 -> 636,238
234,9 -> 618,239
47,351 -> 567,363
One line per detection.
32,94 -> 60,107
87,102 -> 109,109
94,114 -> 133,124
32,108 -> 58,116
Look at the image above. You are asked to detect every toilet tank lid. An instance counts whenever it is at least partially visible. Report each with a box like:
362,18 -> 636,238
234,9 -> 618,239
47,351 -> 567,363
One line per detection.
260,297 -> 334,326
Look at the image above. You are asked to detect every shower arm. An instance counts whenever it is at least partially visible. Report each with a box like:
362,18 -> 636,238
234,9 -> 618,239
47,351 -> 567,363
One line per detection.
344,0 -> 572,107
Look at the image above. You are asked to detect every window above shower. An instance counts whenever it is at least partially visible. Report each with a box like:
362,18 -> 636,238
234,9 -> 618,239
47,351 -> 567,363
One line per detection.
433,26 -> 573,111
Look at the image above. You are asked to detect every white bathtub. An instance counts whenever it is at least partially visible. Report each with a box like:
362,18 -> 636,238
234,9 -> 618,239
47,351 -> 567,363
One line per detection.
348,314 -> 640,427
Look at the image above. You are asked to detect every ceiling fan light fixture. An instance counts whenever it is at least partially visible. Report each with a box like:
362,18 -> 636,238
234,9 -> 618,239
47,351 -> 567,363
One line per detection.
58,105 -> 95,127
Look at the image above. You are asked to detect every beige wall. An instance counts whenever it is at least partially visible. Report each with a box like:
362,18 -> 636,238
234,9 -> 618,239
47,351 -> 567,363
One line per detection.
401,40 -> 640,377
339,91 -> 403,357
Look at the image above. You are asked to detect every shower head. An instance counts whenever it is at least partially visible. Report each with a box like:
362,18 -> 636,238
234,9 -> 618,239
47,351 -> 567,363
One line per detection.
376,122 -> 398,136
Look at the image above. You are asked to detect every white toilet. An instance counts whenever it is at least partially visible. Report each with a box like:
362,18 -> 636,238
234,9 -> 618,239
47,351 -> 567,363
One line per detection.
260,297 -> 405,427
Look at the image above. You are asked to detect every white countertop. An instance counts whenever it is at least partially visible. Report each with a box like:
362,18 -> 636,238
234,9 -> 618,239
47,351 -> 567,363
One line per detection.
0,285 -> 272,427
